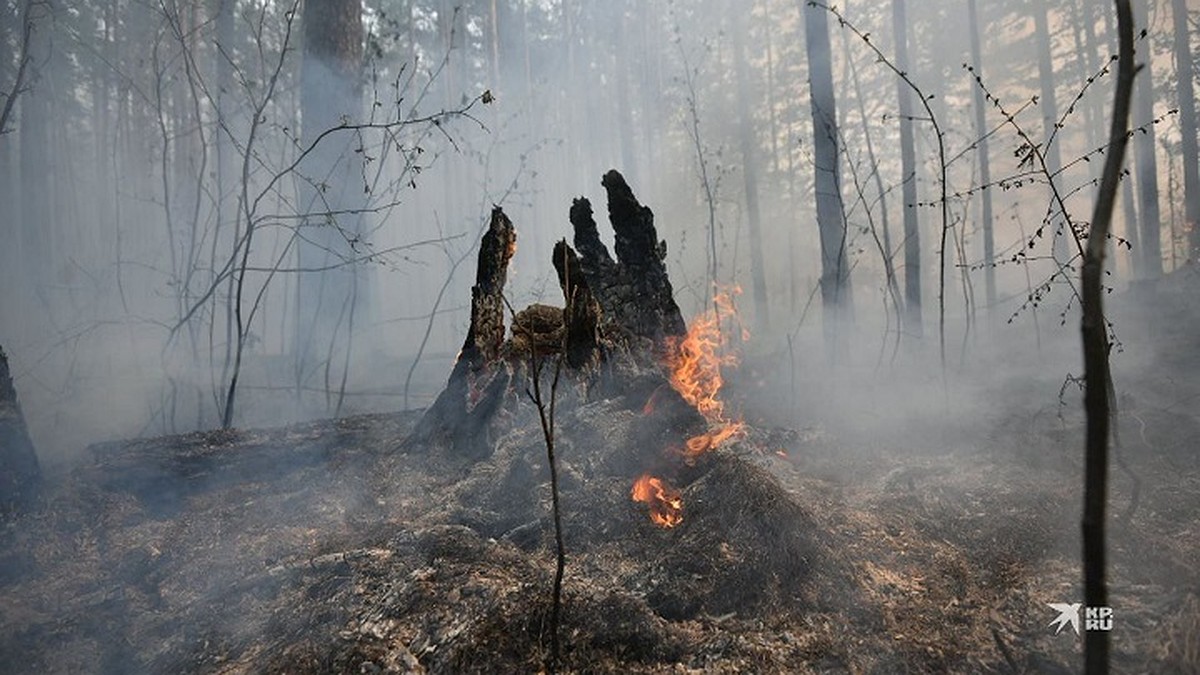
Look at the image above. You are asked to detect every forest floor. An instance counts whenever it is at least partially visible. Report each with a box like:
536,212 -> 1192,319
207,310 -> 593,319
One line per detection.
1,268 -> 1198,674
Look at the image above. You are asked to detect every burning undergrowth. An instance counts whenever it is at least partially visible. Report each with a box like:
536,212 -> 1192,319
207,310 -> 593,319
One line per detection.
439,391 -> 841,622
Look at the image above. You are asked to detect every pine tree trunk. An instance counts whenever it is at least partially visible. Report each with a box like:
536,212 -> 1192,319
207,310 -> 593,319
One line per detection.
804,1 -> 852,331
295,0 -> 364,395
1081,4 -> 1134,671
18,0 -> 51,290
893,0 -> 920,333
1131,0 -> 1162,278
1033,0 -> 1068,261
733,9 -> 770,333
1170,0 -> 1200,260
967,0 -> 996,310
0,346 -> 41,516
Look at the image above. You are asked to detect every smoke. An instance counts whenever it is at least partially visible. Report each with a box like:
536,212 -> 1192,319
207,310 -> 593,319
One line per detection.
0,0 -> 1193,484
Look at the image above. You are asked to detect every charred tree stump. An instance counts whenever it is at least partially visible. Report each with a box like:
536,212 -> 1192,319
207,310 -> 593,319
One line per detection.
0,346 -> 41,515
570,171 -> 686,345
552,240 -> 602,370
412,172 -> 688,458
409,208 -> 517,459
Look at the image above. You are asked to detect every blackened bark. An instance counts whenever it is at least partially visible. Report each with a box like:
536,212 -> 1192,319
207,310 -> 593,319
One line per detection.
0,346 -> 41,516
463,208 -> 518,369
571,171 -> 686,344
553,240 -> 603,370
603,170 -> 686,339
410,208 -> 517,458
414,178 -> 690,458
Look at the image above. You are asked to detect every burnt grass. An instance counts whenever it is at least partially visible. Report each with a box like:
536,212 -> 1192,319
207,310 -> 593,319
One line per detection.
3,280 -> 1200,672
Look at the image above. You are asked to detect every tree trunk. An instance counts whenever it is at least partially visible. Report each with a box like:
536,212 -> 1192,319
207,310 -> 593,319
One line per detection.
1071,0 -> 1102,177
412,173 -> 684,457
1122,177 -> 1140,277
733,8 -> 770,333
18,0 -> 52,291
213,0 -> 234,240
1081,2 -> 1134,673
552,241 -> 602,370
1170,0 -> 1199,260
487,0 -> 502,96
1033,0 -> 1068,261
893,0 -> 920,334
409,208 -> 517,459
1130,0 -> 1162,278
0,346 -> 41,516
296,0 -> 364,397
803,1 -> 852,333
761,0 -> 780,176
966,0 -> 995,311
614,12 -> 637,185
571,171 -> 687,343
0,1 -> 14,304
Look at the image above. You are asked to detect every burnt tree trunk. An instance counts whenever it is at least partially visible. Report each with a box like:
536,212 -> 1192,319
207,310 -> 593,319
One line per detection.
569,170 -> 686,344
0,346 -> 41,516
409,208 -> 517,458
412,171 -> 687,458
553,240 -> 603,370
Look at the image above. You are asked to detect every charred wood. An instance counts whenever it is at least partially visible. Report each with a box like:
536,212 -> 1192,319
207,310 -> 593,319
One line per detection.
0,345 -> 41,516
552,240 -> 602,370
409,207 -> 517,459
570,171 -> 686,346
413,173 -> 690,458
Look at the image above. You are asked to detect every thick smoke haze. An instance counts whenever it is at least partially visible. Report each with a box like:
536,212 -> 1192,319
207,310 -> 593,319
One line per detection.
1,1 -> 1199,672
0,0 -> 1196,468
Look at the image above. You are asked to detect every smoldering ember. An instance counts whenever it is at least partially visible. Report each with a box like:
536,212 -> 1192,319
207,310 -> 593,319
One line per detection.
2,1 -> 1200,673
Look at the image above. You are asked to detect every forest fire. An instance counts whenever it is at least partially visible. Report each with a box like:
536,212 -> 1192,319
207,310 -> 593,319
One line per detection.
664,290 -> 740,420
630,474 -> 683,528
633,290 -> 746,527
665,289 -> 746,460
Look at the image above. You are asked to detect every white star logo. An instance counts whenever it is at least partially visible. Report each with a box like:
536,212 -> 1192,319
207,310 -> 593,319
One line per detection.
1047,603 -> 1082,635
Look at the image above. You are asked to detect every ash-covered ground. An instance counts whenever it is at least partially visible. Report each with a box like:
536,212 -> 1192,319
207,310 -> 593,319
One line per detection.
1,270 -> 1198,674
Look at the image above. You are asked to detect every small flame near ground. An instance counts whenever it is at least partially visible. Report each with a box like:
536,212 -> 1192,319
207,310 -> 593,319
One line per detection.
633,288 -> 746,528
631,474 -> 683,528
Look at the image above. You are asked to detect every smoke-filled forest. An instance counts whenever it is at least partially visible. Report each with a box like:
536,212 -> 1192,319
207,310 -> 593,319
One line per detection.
1,0 -> 1198,672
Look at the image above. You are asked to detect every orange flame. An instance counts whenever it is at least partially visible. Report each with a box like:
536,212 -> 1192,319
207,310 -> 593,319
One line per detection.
631,474 -> 683,528
665,288 -> 746,458
630,288 -> 746,528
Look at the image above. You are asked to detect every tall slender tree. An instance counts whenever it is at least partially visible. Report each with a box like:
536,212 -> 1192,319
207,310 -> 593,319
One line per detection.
893,0 -> 920,334
1170,0 -> 1199,259
295,0 -> 365,402
1130,0 -> 1162,277
18,0 -> 52,290
1033,0 -> 1067,261
733,5 -> 769,332
967,0 -> 995,310
802,0 -> 852,331
1081,5 -> 1135,672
